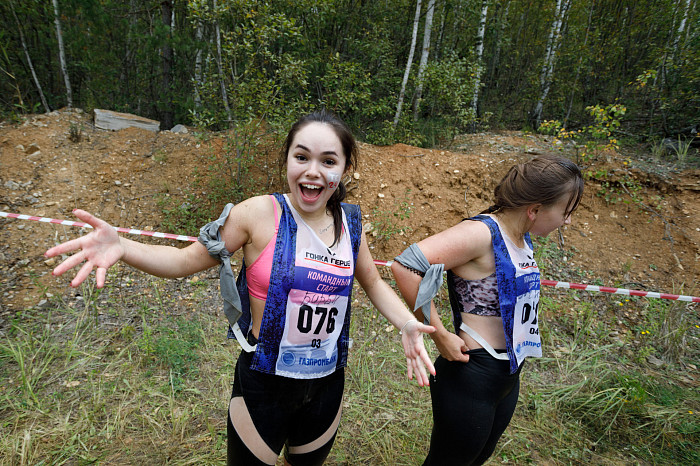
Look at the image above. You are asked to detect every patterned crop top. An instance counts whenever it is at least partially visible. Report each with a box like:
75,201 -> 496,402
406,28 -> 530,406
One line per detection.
446,270 -> 501,317
245,196 -> 279,300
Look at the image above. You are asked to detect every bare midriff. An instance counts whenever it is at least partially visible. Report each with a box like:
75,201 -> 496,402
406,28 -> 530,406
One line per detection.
459,312 -> 507,350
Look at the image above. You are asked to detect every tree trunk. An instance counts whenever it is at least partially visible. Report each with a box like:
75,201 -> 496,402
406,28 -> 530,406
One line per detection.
213,0 -> 232,125
119,0 -> 137,93
51,0 -> 72,108
670,0 -> 692,64
657,0 -> 691,98
194,20 -> 204,108
393,0 -> 423,127
412,0 -> 436,120
11,1 -> 50,113
434,0 -> 447,61
564,0 -> 595,127
161,0 -> 174,129
470,0 -> 490,122
532,0 -> 571,128
487,0 -> 511,90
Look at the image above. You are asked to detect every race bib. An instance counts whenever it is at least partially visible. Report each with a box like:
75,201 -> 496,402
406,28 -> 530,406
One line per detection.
275,199 -> 354,378
512,274 -> 542,365
501,229 -> 542,367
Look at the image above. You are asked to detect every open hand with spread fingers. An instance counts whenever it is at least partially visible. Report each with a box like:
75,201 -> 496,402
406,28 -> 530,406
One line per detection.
45,209 -> 125,288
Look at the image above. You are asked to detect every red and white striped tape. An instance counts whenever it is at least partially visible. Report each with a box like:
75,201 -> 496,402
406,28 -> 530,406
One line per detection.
372,259 -> 394,268
540,279 -> 699,303
2,211 -> 698,303
374,260 -> 698,302
0,211 -> 198,242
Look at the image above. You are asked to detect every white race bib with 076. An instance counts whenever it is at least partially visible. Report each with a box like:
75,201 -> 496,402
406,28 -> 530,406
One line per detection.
275,196 -> 354,378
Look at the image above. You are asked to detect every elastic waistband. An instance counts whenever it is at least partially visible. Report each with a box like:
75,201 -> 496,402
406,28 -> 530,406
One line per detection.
460,322 -> 510,361
438,350 -> 522,374
465,347 -> 507,356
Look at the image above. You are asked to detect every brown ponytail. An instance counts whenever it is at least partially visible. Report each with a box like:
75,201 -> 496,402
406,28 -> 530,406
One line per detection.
481,155 -> 584,216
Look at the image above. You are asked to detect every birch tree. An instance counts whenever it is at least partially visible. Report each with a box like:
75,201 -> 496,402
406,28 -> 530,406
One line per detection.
532,0 -> 572,128
188,0 -> 210,112
487,0 -> 511,92
393,0 -> 423,127
193,20 -> 204,108
470,0 -> 490,121
657,0 -> 689,91
161,0 -> 174,129
564,0 -> 594,127
119,0 -> 137,94
213,0 -> 232,125
10,1 -> 49,112
51,0 -> 72,108
434,0 -> 447,61
670,0 -> 692,64
412,0 -> 436,120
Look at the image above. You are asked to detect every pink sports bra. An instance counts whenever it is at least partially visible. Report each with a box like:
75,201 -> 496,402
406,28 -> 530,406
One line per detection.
246,196 -> 279,300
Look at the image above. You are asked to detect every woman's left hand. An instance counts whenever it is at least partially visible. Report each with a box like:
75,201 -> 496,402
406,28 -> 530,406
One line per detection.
400,320 -> 436,387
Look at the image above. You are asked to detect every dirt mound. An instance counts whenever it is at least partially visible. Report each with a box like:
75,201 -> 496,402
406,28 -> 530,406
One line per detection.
1,109 -> 699,311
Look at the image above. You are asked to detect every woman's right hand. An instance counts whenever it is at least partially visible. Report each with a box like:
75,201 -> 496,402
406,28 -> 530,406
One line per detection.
433,329 -> 470,363
45,209 -> 125,288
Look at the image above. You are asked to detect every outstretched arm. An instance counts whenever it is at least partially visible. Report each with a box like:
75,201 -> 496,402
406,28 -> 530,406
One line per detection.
354,231 -> 436,387
45,209 -> 219,288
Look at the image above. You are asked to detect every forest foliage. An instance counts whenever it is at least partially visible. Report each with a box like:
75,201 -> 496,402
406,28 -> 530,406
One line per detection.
1,0 -> 698,147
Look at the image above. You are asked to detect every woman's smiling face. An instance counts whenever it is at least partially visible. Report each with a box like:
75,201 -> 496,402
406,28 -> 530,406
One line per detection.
285,121 -> 347,215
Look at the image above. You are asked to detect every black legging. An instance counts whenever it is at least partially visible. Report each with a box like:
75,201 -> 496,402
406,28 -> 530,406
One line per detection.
423,350 -> 522,466
227,409 -> 337,466
227,349 -> 344,466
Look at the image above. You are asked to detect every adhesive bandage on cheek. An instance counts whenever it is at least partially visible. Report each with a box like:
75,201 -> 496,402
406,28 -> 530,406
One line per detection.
327,173 -> 341,190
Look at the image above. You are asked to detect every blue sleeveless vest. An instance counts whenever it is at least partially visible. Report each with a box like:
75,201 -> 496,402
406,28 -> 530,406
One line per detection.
451,215 -> 541,374
233,192 -> 362,376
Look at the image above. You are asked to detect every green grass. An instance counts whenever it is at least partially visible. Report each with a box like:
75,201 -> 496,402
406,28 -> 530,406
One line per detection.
1,256 -> 698,464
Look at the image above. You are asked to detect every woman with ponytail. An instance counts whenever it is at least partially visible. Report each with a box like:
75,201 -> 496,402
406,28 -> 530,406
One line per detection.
46,110 -> 435,466
392,155 -> 584,465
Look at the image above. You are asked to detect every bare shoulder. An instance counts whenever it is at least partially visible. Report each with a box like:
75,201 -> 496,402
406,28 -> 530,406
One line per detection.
452,218 -> 492,243
221,194 -> 277,249
421,219 -> 492,248
227,195 -> 276,223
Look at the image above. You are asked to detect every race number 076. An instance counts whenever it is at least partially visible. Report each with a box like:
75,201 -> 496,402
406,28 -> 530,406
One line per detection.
297,305 -> 338,334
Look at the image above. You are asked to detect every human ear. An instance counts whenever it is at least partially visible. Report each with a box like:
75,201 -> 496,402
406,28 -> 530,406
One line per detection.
526,204 -> 541,221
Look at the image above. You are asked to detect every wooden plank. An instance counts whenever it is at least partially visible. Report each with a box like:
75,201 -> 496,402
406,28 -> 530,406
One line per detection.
93,109 -> 160,132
